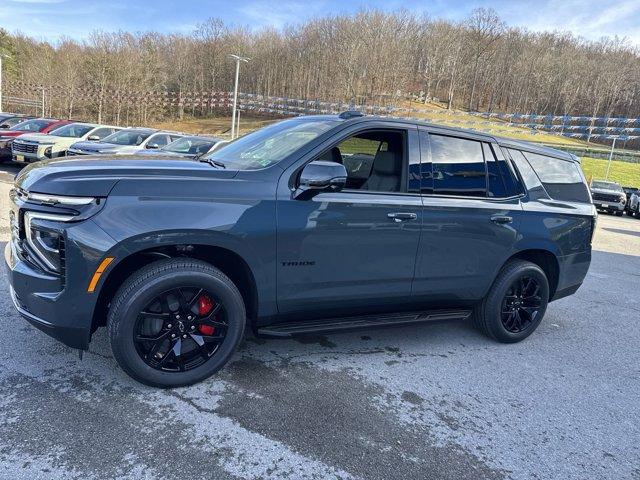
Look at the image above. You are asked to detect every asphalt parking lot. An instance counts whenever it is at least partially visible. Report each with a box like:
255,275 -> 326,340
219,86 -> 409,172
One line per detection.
0,163 -> 638,480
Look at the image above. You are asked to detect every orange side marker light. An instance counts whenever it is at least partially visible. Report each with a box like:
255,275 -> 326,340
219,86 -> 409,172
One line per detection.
87,257 -> 115,293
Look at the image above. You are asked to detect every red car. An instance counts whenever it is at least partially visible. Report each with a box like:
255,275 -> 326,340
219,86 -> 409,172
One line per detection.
0,118 -> 72,162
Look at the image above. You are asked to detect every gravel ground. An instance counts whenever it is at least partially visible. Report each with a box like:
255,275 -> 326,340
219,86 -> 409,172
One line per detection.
0,164 -> 638,480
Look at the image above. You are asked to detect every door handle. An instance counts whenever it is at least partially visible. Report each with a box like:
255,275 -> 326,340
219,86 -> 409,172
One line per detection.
387,212 -> 417,222
490,215 -> 513,224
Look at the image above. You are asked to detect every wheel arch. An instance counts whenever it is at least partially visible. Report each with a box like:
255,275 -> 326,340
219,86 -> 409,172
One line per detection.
91,243 -> 259,336
505,248 -> 560,299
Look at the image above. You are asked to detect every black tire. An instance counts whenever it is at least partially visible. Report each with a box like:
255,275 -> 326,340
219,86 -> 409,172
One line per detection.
616,211 -> 623,217
473,259 -> 549,343
107,258 -> 245,388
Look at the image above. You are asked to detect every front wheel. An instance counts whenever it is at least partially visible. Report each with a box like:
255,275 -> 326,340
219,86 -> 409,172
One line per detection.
107,258 -> 246,388
616,211 -> 624,217
473,259 -> 549,343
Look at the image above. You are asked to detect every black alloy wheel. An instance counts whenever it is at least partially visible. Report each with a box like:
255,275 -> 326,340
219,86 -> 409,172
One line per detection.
108,258 -> 246,388
133,287 -> 227,372
500,276 -> 543,334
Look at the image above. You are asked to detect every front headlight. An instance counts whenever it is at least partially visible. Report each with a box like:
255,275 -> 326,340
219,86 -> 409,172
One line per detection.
24,211 -> 73,272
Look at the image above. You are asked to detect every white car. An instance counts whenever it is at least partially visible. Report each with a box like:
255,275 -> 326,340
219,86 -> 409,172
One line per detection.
12,123 -> 121,163
67,128 -> 183,156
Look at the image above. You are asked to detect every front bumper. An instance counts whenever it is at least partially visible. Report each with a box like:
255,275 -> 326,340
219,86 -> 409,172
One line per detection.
4,216 -> 118,350
593,201 -> 625,212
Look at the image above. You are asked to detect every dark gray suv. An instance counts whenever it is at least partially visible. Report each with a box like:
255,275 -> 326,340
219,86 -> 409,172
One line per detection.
5,113 -> 596,387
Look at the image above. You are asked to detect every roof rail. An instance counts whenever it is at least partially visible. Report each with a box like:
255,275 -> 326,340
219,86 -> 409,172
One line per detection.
338,110 -> 365,119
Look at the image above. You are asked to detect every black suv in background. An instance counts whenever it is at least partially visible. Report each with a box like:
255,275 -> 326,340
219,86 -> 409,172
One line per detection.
5,113 -> 595,387
590,180 -> 626,216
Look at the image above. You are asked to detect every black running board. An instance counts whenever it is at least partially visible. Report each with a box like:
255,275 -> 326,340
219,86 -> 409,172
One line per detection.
257,309 -> 471,338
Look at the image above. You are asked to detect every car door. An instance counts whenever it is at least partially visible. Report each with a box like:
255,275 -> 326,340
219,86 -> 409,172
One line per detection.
276,123 -> 423,317
412,128 -> 523,303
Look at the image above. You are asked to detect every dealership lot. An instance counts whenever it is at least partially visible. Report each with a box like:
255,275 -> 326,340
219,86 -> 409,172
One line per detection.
0,164 -> 638,480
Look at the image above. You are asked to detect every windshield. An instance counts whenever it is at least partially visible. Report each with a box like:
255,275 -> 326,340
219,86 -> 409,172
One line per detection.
163,137 -> 217,155
102,129 -> 153,146
203,118 -> 339,170
49,123 -> 94,138
592,181 -> 622,191
13,119 -> 54,132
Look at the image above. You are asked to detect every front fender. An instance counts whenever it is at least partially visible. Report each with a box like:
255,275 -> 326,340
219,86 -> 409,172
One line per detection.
92,193 -> 278,317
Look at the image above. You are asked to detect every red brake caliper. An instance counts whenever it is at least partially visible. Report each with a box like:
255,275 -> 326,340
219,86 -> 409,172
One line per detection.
197,295 -> 216,335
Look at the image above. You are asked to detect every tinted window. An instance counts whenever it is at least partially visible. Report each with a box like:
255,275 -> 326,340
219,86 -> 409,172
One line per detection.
430,134 -> 486,197
523,152 -> 590,203
508,149 -> 547,198
486,143 -> 522,198
317,130 -> 405,193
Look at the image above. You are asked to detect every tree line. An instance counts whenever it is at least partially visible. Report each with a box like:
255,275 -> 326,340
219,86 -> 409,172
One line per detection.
0,8 -> 639,127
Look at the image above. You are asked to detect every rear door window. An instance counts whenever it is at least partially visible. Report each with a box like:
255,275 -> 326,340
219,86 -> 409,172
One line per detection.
486,143 -> 522,198
522,152 -> 590,203
428,134 -> 486,197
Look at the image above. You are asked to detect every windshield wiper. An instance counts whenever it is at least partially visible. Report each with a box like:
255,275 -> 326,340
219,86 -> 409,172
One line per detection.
198,157 -> 226,169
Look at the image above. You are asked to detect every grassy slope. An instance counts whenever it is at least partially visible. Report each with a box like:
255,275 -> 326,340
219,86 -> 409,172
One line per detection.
580,157 -> 640,186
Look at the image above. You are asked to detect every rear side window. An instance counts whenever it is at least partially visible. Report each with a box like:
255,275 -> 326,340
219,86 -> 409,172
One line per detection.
485,143 -> 522,198
429,134 -> 486,197
522,152 -> 590,203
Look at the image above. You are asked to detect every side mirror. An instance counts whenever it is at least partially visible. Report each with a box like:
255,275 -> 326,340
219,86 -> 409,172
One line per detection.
0,123 -> 10,129
294,160 -> 347,200
146,143 -> 160,149
87,135 -> 100,141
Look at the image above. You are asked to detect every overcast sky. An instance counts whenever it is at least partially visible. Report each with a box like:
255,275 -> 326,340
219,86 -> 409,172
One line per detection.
1,0 -> 639,45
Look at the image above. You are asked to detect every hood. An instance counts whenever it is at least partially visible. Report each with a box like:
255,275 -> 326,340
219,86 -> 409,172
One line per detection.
68,140 -> 107,154
15,155 -> 238,197
0,130 -> 29,138
13,132 -> 61,144
72,142 -> 142,154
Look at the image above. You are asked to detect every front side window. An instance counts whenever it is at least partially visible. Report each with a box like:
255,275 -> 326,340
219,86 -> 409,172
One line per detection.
523,152 -> 590,203
316,130 -> 405,192
428,134 -> 486,197
204,118 -> 339,170
50,123 -> 94,138
102,129 -> 152,146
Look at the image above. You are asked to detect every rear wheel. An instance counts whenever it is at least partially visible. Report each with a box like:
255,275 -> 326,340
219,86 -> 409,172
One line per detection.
473,259 -> 549,343
108,258 -> 245,388
616,211 -> 624,217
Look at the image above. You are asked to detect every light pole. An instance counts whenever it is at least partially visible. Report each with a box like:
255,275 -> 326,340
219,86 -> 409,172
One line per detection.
228,54 -> 250,140
605,136 -> 618,181
0,53 -> 11,113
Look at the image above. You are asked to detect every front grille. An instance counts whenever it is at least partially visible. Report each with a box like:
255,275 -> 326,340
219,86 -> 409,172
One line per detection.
12,142 -> 39,154
592,192 -> 621,203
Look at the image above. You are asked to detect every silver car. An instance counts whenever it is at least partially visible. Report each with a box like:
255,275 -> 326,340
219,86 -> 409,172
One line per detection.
67,128 -> 183,156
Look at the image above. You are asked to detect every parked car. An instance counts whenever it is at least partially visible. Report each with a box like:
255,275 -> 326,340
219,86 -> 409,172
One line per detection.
628,191 -> 640,217
0,118 -> 72,162
11,122 -> 121,163
0,113 -> 33,130
67,128 -> 183,156
622,186 -> 639,215
590,180 -> 626,216
5,113 -> 595,387
134,135 -> 227,158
